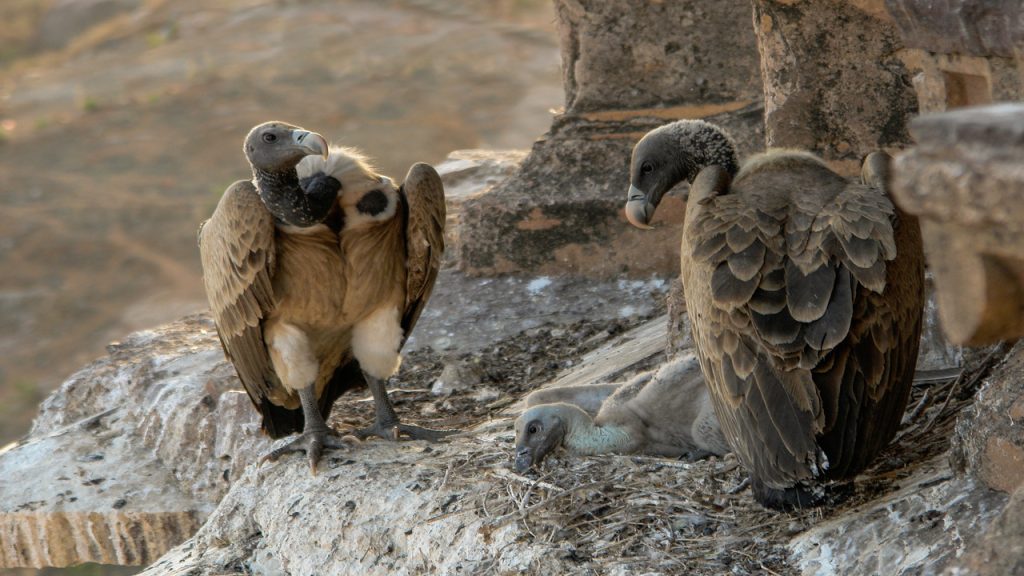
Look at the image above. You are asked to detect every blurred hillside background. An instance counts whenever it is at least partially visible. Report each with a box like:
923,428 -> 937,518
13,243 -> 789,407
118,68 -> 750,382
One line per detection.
0,0 -> 561,449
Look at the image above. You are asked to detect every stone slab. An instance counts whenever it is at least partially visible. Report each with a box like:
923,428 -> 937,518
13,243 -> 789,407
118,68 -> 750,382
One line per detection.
893,104 -> 1024,344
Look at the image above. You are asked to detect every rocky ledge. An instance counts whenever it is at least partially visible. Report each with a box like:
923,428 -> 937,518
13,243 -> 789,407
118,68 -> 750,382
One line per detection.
1,301 -> 1021,574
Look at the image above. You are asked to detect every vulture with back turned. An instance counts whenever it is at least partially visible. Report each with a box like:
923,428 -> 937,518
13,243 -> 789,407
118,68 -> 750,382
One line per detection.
199,121 -> 452,472
624,120 -> 924,509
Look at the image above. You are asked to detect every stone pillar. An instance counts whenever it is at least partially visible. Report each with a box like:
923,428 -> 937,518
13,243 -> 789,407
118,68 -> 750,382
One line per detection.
457,0 -> 763,278
751,0 -> 917,174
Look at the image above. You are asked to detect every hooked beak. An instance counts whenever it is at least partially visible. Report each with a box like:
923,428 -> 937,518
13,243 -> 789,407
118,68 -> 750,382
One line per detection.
625,184 -> 656,230
514,447 -> 534,473
291,129 -> 329,160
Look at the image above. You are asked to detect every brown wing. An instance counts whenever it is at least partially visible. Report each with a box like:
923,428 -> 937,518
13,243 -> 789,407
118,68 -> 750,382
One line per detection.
399,162 -> 446,340
199,180 -> 280,423
681,158 -> 922,489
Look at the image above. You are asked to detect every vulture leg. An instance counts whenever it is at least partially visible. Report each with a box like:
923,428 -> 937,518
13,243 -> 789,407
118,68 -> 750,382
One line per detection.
354,374 -> 457,441
259,383 -> 353,473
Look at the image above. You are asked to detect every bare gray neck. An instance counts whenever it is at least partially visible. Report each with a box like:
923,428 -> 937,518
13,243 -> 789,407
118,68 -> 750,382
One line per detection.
252,166 -> 323,227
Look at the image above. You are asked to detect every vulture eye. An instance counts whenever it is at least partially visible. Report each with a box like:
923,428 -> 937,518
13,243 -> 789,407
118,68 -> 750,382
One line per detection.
641,162 -> 654,175
528,423 -> 540,435
262,133 -> 277,143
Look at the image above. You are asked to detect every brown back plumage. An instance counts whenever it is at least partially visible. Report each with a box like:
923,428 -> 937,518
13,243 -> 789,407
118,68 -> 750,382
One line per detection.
680,151 -> 923,489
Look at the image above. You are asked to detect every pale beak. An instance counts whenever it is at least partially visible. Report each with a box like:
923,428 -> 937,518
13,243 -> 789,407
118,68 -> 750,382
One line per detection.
291,129 -> 329,160
514,447 -> 533,473
625,184 -> 656,230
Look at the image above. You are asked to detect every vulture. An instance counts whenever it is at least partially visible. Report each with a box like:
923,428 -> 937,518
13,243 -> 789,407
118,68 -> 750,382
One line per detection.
624,120 -> 924,509
514,353 -> 729,472
199,121 -> 451,472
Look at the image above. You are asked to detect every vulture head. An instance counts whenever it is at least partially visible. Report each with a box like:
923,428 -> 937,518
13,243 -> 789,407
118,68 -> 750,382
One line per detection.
625,119 -> 740,229
514,404 -> 574,472
244,121 -> 335,228
245,121 -> 329,171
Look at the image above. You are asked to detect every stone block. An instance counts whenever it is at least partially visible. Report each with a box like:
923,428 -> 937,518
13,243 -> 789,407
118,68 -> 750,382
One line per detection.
885,0 -> 1024,58
434,148 -> 528,267
892,104 -> 1024,345
948,485 -> 1024,576
898,50 -> 1024,114
555,0 -> 763,114
885,2 -> 1024,116
789,457 -> 1006,576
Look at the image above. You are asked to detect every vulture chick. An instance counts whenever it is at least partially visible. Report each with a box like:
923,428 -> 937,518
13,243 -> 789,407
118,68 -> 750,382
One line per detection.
199,121 -> 451,472
625,120 -> 924,509
514,353 -> 729,472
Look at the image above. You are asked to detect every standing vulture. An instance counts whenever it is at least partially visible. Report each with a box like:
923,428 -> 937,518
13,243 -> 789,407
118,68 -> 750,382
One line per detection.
624,120 -> 924,509
199,121 -> 451,472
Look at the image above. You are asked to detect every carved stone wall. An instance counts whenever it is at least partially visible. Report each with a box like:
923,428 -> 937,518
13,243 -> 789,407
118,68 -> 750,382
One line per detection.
457,0 -> 763,278
887,0 -> 1024,113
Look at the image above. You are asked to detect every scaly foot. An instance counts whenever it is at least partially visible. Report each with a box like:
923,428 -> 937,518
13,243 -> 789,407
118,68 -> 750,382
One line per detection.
259,427 -> 356,474
352,420 -> 458,442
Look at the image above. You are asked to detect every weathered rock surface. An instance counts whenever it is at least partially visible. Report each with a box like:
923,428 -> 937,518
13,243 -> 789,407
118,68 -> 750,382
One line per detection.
139,434 -> 570,576
135,316 -> 1010,575
0,301 -> 1011,573
752,0 -> 918,173
458,0 -> 764,278
948,484 -> 1024,576
892,104 -> 1024,345
790,457 -> 1005,576
1,301 -> 1017,573
434,148 -> 528,267
0,315 -> 265,568
436,149 -> 527,202
952,340 -> 1024,494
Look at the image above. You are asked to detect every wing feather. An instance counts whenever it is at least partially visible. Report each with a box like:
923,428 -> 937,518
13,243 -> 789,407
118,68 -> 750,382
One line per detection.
199,180 -> 278,416
400,163 -> 446,339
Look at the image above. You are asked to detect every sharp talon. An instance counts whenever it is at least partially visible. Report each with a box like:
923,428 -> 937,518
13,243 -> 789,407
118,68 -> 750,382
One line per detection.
257,427 -> 350,473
